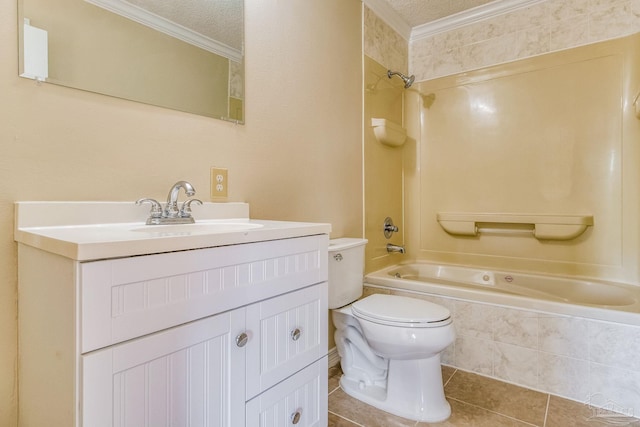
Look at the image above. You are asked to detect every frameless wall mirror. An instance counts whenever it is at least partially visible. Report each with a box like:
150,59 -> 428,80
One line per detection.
18,0 -> 244,123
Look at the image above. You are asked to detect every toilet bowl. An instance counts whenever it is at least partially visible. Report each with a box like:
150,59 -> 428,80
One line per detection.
329,238 -> 455,422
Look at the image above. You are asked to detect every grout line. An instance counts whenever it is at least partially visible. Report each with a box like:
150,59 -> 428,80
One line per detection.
542,394 -> 550,427
328,384 -> 340,396
442,367 -> 457,387
328,410 -> 366,427
447,397 -> 541,427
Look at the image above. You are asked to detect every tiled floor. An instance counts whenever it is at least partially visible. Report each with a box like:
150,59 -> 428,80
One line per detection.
328,365 -> 640,427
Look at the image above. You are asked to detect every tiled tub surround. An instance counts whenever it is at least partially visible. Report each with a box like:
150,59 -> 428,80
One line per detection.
361,283 -> 640,418
409,0 -> 640,81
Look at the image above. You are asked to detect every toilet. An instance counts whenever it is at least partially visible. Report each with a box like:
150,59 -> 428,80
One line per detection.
329,238 -> 455,423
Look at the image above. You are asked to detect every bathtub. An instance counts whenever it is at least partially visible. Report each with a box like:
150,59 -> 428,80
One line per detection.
363,262 -> 640,414
365,262 -> 640,326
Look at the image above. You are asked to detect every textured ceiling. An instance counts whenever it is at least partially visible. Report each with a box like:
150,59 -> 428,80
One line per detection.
382,0 -> 496,27
126,0 -> 243,50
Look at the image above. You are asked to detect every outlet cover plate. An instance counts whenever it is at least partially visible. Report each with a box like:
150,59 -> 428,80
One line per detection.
210,167 -> 228,199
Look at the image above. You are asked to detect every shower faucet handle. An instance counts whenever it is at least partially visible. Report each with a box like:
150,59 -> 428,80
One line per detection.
383,217 -> 399,239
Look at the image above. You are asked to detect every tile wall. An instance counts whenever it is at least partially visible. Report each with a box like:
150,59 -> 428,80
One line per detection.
411,0 -> 640,80
364,285 -> 640,416
364,5 -> 408,74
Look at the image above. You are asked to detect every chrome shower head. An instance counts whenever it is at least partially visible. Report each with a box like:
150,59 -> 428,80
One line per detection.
387,70 -> 415,88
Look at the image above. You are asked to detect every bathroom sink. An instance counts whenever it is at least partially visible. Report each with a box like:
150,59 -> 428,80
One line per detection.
130,220 -> 264,235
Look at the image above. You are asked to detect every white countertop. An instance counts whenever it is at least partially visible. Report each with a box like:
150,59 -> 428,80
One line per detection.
14,202 -> 331,261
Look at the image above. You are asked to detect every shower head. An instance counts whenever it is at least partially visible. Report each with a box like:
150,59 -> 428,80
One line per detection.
387,70 -> 415,88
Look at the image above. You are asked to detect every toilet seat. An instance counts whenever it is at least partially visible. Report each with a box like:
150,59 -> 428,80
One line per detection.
351,294 -> 451,327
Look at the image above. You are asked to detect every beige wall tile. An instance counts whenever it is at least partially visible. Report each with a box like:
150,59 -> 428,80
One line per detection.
539,353 -> 589,401
410,0 -> 640,81
539,315 -> 589,358
589,321 -> 640,372
493,307 -> 538,349
493,342 -> 539,388
454,301 -> 495,340
454,336 -> 494,374
589,363 -> 640,416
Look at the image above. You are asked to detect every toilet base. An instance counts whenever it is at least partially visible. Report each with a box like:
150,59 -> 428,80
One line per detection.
339,354 -> 451,423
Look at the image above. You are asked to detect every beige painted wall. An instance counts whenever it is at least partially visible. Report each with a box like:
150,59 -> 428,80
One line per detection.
0,0 -> 363,425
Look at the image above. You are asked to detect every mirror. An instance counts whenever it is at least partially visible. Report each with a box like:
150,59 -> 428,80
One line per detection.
18,0 -> 244,123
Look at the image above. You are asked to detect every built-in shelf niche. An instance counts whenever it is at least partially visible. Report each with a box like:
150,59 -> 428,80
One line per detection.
371,118 -> 406,147
437,213 -> 594,240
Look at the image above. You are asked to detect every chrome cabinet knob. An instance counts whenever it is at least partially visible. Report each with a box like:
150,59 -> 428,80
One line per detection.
290,328 -> 302,341
235,332 -> 249,347
291,409 -> 302,424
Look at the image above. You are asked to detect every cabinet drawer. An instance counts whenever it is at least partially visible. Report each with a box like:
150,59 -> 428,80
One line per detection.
246,356 -> 328,427
80,235 -> 328,353
246,282 -> 328,400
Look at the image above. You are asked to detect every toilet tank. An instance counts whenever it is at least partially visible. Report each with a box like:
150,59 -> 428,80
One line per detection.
328,238 -> 368,309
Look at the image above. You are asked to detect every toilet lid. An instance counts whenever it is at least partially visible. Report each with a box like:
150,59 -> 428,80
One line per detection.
351,294 -> 450,326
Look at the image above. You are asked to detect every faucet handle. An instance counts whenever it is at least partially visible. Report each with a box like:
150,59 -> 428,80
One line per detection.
180,198 -> 202,218
135,198 -> 163,218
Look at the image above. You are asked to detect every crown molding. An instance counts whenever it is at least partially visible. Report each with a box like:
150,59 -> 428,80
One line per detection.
411,0 -> 547,41
84,0 -> 242,62
363,0 -> 412,41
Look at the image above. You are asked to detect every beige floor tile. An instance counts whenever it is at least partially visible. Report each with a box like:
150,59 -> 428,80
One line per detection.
444,370 -> 547,426
328,411 -> 364,426
328,388 -> 416,427
416,399 -> 536,426
329,365 -> 343,393
545,395 -> 640,427
441,365 -> 456,385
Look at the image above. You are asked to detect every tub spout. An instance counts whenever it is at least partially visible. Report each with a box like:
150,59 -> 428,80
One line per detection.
387,243 -> 405,254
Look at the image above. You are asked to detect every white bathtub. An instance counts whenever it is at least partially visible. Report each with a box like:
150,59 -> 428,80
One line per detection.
365,262 -> 640,326
364,262 -> 640,414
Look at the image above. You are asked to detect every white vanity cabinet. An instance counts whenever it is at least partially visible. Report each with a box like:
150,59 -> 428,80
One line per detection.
17,232 -> 328,427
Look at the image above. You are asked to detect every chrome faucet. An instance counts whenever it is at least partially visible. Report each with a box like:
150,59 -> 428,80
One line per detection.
136,180 -> 202,225
165,180 -> 196,218
386,243 -> 405,254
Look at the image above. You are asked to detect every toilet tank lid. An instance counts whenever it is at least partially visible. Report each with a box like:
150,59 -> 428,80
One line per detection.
329,238 -> 368,252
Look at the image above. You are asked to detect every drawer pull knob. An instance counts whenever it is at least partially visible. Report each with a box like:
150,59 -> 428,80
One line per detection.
291,409 -> 302,424
235,332 -> 249,347
291,328 -> 302,341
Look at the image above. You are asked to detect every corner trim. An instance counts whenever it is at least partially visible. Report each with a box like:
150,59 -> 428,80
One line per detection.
364,0 -> 548,43
412,0 -> 547,40
83,0 -> 242,62
363,0 -> 412,41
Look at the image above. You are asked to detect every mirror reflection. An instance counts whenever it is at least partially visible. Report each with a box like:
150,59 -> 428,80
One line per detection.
19,0 -> 244,123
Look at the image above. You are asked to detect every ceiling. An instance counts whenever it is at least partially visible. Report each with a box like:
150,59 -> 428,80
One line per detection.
381,0 -> 495,27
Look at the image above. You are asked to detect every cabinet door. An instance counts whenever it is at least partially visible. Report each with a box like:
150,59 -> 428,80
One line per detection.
246,283 -> 328,400
246,356 -> 328,427
82,309 -> 246,427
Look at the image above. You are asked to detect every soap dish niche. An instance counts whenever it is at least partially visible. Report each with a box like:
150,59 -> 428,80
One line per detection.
371,118 -> 407,147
